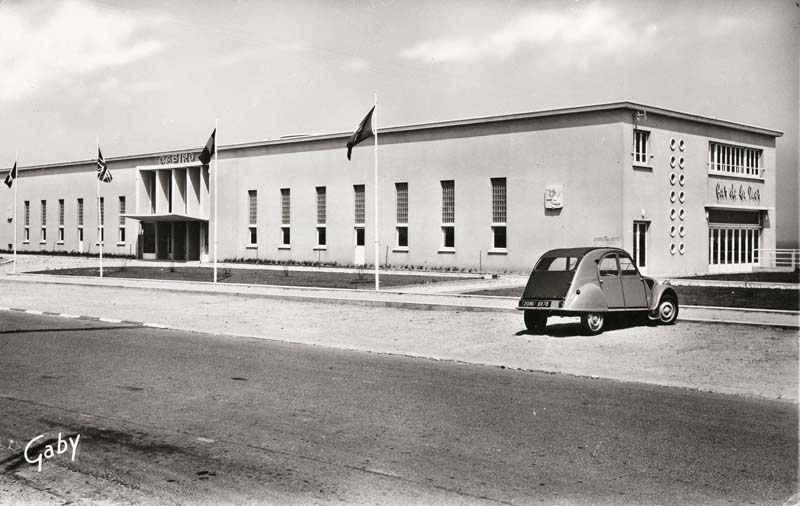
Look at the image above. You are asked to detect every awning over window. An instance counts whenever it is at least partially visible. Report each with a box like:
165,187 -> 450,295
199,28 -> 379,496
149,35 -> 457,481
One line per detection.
121,213 -> 207,223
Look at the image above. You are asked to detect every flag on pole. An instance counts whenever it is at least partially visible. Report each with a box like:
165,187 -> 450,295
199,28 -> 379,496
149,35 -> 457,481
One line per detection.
4,162 -> 16,188
346,106 -> 375,160
97,147 -> 112,183
199,128 -> 216,164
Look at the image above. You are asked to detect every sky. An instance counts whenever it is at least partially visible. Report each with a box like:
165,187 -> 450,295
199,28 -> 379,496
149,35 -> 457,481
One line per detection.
0,0 -> 798,246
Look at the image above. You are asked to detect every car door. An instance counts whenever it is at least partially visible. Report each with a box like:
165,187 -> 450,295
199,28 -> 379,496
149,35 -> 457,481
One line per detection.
618,253 -> 648,308
597,254 -> 625,309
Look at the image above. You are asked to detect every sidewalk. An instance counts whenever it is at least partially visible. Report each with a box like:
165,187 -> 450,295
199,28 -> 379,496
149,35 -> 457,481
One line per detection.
3,270 -> 798,328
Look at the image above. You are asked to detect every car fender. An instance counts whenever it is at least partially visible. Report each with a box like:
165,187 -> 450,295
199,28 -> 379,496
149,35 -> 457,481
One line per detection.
565,282 -> 608,312
649,284 -> 678,312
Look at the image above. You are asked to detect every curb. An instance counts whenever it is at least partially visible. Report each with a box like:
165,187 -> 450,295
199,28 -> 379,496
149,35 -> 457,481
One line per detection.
670,279 -> 798,290
0,306 -> 153,327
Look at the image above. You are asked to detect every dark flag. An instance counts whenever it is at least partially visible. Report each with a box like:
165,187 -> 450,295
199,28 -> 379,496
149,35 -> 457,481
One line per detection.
4,162 -> 16,188
199,128 -> 216,164
346,106 -> 375,160
97,147 -> 112,183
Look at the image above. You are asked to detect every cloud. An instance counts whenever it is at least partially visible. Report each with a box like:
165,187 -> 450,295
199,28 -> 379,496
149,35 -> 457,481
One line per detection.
344,58 -> 369,71
0,0 -> 166,103
401,4 -> 650,65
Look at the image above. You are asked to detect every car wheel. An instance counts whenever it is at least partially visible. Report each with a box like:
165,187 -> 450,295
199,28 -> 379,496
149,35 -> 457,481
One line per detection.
524,311 -> 547,332
657,296 -> 679,325
581,313 -> 605,335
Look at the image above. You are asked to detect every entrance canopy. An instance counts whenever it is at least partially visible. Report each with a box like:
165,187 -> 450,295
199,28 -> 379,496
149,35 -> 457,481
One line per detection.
122,213 -> 207,223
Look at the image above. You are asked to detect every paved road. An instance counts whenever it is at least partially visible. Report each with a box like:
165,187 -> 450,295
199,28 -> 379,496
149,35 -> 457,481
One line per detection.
0,311 -> 796,505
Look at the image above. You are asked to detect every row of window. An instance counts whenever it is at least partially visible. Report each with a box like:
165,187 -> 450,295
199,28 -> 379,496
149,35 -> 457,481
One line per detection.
708,141 -> 762,176
22,197 -> 126,244
632,131 -> 763,178
709,227 -> 760,265
245,179 -> 508,251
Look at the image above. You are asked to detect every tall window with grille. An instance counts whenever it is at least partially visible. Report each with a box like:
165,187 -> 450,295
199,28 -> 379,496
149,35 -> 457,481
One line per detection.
23,200 -> 30,242
247,190 -> 257,245
708,141 -> 762,176
707,210 -> 761,268
633,129 -> 650,165
77,198 -> 84,243
491,178 -> 507,250
280,188 -> 290,246
353,184 -> 365,247
395,182 -> 408,249
316,187 -> 326,247
58,199 -> 65,242
118,196 -> 126,244
441,180 -> 455,249
98,197 -> 104,243
40,200 -> 47,242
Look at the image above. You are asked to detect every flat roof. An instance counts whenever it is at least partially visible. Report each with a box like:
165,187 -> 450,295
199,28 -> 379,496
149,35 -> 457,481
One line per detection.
12,101 -> 784,172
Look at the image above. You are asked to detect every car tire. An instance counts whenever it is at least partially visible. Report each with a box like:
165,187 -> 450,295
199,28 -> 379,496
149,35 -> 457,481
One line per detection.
524,311 -> 547,333
656,296 -> 679,325
581,313 -> 605,335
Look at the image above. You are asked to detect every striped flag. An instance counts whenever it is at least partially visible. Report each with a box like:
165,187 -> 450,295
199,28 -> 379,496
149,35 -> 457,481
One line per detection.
97,147 -> 112,183
4,161 -> 16,188
346,106 -> 375,160
199,128 -> 216,165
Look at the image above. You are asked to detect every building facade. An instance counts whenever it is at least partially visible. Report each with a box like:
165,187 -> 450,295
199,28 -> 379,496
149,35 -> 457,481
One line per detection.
1,103 -> 781,276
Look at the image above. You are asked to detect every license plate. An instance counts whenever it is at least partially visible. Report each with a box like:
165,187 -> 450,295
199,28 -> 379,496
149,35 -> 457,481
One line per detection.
522,300 -> 551,308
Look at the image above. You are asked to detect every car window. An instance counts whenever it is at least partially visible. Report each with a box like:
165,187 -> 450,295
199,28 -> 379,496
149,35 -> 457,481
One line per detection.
618,255 -> 639,276
535,256 -> 579,271
598,255 -> 619,277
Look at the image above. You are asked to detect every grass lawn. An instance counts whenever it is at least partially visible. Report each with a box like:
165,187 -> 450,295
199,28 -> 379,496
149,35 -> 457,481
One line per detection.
465,285 -> 799,311
31,266 -> 466,290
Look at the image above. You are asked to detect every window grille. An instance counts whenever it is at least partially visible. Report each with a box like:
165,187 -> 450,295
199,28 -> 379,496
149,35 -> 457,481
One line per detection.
396,183 -> 408,224
354,185 -> 365,224
708,141 -> 762,176
248,191 -> 257,225
280,188 -> 290,224
441,180 -> 454,223
119,196 -> 126,243
316,187 -> 326,224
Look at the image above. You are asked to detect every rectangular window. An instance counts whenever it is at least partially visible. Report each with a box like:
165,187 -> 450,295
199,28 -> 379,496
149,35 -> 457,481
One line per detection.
248,190 -> 257,245
99,197 -> 104,243
58,199 -> 65,242
395,182 -> 408,249
491,178 -> 507,250
708,141 -> 762,176
280,188 -> 290,246
354,184 -> 365,224
316,187 -> 326,247
118,196 -> 126,244
633,129 -> 650,165
23,200 -> 30,242
77,198 -> 84,242
441,180 -> 454,250
40,200 -> 47,242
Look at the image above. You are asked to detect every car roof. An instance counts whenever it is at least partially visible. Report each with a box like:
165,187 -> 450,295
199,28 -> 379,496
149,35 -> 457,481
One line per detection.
540,247 -> 625,257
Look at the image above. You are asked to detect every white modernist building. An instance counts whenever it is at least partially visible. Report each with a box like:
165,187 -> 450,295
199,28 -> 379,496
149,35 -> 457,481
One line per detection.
1,102 -> 782,276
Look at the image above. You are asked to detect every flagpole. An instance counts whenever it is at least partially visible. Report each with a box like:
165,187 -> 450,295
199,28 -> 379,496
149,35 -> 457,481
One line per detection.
97,137 -> 103,278
213,118 -> 218,284
373,92 -> 379,291
13,151 -> 17,274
